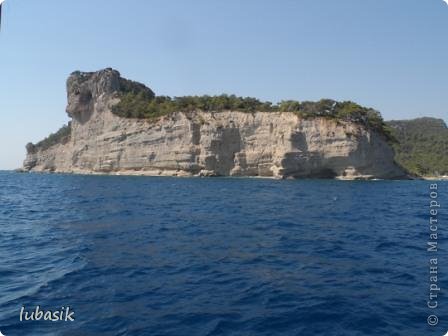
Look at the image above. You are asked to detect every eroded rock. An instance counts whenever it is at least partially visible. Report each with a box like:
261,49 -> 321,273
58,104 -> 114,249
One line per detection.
23,69 -> 407,179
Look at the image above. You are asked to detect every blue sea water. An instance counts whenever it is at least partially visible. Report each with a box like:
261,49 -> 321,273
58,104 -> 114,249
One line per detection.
0,171 -> 447,336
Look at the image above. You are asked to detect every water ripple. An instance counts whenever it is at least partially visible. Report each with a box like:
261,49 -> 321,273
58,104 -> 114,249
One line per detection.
0,172 -> 446,335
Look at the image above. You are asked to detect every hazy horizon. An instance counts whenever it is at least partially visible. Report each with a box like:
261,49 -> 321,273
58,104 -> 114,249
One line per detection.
1,0 -> 447,169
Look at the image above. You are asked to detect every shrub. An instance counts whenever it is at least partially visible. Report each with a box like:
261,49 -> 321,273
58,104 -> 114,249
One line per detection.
111,86 -> 393,139
34,123 -> 72,151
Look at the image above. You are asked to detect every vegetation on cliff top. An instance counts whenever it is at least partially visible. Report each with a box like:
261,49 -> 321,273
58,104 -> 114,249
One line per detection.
111,91 -> 394,139
31,123 -> 72,152
386,118 -> 448,176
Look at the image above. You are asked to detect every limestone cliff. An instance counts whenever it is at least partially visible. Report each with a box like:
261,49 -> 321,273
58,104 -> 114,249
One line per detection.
23,68 -> 407,179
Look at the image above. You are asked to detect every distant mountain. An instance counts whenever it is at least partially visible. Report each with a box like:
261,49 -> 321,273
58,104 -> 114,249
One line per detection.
387,117 -> 448,176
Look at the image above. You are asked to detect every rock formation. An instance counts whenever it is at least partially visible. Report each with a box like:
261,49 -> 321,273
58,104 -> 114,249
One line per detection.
23,68 -> 407,179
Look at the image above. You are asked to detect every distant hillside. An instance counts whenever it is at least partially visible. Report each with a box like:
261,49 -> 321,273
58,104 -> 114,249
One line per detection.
386,118 -> 448,176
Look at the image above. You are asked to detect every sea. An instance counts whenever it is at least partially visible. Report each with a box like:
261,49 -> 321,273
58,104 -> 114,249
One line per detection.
0,170 -> 447,336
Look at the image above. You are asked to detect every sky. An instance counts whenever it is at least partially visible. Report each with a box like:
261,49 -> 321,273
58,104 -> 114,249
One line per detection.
0,0 -> 447,169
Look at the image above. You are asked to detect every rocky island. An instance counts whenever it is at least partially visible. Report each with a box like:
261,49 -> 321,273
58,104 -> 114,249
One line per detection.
23,68 -> 407,179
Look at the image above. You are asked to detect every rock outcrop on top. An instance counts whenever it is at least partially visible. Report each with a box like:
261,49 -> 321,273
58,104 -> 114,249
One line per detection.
23,68 -> 407,179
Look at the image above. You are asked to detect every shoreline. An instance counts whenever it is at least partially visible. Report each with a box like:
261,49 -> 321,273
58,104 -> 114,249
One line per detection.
422,176 -> 448,181
13,168 -> 419,181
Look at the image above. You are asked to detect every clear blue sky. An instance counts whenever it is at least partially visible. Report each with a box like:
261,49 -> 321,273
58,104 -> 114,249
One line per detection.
0,0 -> 447,169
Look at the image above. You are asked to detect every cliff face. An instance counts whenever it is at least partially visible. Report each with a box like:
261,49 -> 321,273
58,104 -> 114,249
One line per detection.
23,69 -> 406,179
